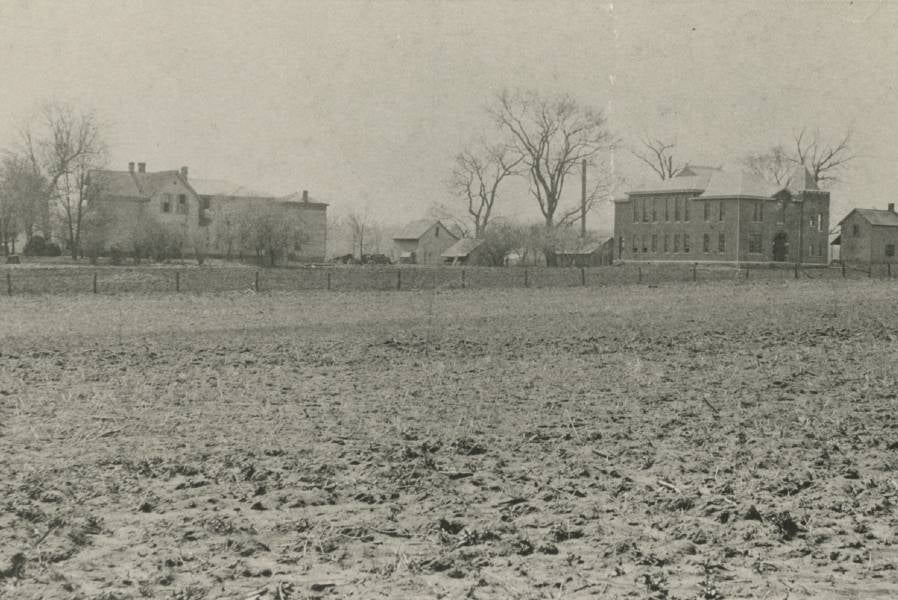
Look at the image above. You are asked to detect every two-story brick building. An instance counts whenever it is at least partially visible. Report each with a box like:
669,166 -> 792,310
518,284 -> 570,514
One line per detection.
90,163 -> 328,261
614,165 -> 829,265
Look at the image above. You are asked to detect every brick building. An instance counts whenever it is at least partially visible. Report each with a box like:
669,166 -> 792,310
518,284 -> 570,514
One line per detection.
90,163 -> 327,261
834,205 -> 898,266
614,165 -> 829,265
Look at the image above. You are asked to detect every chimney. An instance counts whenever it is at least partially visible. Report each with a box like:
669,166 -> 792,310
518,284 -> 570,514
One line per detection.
180,166 -> 188,179
889,203 -> 895,213
128,162 -> 135,173
137,162 -> 146,173
302,190 -> 309,203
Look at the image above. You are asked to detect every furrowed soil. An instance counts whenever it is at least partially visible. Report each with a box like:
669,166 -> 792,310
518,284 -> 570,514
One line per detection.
1,281 -> 897,599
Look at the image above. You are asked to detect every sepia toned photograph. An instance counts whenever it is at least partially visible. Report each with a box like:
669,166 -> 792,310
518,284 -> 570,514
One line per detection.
1,1 -> 897,598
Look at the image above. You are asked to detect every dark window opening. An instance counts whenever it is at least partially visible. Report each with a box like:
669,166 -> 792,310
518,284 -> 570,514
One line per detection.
703,233 -> 710,253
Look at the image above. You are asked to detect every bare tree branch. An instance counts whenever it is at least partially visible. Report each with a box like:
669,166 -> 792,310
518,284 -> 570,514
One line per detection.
631,136 -> 684,180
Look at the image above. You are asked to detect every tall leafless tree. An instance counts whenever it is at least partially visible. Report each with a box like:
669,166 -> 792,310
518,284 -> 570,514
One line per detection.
20,101 -> 108,259
744,128 -> 855,187
346,208 -> 375,261
0,154 -> 50,251
632,136 -> 684,180
743,144 -> 793,184
793,127 -> 855,186
490,89 -> 614,265
448,142 -> 521,237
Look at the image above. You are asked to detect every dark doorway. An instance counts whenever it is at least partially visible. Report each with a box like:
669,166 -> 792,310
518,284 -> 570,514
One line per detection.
773,232 -> 788,262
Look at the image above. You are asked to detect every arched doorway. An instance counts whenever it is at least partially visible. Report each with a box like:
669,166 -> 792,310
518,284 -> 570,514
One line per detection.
772,232 -> 788,262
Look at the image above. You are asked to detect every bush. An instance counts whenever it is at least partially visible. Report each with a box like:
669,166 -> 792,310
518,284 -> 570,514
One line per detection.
23,236 -> 47,256
23,236 -> 63,257
110,246 -> 125,265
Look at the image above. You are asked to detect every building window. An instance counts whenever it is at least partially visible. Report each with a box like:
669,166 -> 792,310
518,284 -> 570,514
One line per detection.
808,215 -> 817,229
435,226 -> 439,237
642,236 -> 648,253
162,193 -> 172,213
652,199 -> 658,222
684,198 -> 690,221
632,236 -> 638,254
177,194 -> 187,214
749,234 -> 762,253
819,241 -> 826,258
752,201 -> 764,222
665,198 -> 670,221
642,198 -> 648,222
673,234 -> 680,253
633,201 -> 638,223
817,214 -> 823,232
887,244 -> 896,257
704,201 -> 710,221
683,234 -> 691,253
663,234 -> 669,253
674,199 -> 680,221
703,233 -> 710,253
777,200 -> 785,224
852,224 -> 859,236
719,201 -> 725,221
651,235 -> 657,253
718,233 -> 726,253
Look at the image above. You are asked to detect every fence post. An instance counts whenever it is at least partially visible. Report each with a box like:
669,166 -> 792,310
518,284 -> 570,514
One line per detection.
889,263 -> 892,278
841,262 -> 845,278
396,269 -> 401,291
461,269 -> 466,289
93,272 -> 98,294
175,270 -> 180,293
637,266 -> 642,284
580,267 -> 586,286
327,271 -> 331,291
794,263 -> 799,279
744,265 -> 749,280
6,272 -> 11,296
524,268 -> 529,288
692,263 -> 697,282
254,271 -> 260,292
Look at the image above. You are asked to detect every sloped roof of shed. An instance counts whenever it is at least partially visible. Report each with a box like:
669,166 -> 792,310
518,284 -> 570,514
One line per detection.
441,237 -> 484,258
838,208 -> 898,227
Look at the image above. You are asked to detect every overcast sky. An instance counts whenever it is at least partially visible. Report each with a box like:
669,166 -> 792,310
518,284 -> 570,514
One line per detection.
1,0 -> 895,230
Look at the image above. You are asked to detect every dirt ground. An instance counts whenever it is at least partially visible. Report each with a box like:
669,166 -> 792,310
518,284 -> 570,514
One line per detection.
1,281 -> 897,599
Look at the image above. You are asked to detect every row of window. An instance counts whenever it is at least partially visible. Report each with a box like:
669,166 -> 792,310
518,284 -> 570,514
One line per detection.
162,193 -> 188,214
620,233 -> 827,258
630,197 -> 825,230
622,233 -> 727,255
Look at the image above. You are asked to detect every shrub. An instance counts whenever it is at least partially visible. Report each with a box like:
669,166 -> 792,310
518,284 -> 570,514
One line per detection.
23,235 -> 47,256
110,246 -> 125,265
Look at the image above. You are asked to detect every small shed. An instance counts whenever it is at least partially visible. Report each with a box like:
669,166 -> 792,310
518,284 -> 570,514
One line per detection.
441,238 -> 485,265
836,204 -> 898,266
557,238 -> 614,267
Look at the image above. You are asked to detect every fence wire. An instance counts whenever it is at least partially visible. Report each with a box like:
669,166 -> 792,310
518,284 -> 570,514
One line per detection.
0,262 -> 892,296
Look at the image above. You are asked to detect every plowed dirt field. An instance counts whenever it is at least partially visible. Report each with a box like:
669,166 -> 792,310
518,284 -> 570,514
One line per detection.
2,280 -> 897,599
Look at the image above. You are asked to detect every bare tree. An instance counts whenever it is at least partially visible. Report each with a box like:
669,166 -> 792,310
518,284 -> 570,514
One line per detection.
237,204 -> 307,267
743,144 -> 793,184
346,208 -> 372,260
490,89 -> 614,265
793,127 -> 855,186
0,154 -> 50,251
632,136 -> 684,180
20,102 -> 108,259
427,202 -> 472,239
745,128 -> 855,187
449,142 -> 521,237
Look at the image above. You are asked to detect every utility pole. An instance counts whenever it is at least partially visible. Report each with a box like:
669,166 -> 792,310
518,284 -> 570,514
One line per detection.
580,159 -> 587,239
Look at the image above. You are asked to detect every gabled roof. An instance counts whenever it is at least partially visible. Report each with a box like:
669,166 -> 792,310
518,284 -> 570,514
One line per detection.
441,237 -> 484,258
838,208 -> 898,227
699,170 -> 784,199
557,238 -> 612,255
627,165 -> 820,201
189,178 -> 274,198
89,169 -> 190,199
393,219 -> 457,241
